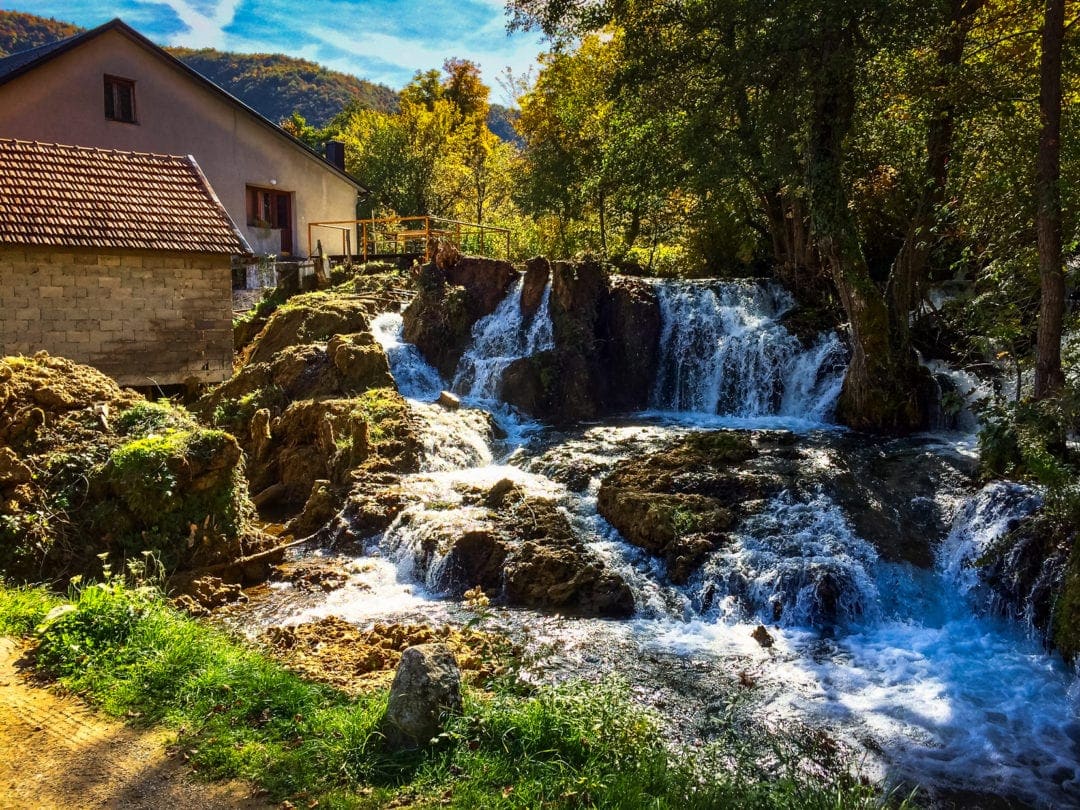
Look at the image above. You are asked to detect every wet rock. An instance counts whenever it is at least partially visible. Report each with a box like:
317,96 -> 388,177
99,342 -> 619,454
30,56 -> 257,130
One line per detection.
504,541 -> 634,617
978,508 -> 1079,662
390,478 -> 634,617
327,473 -> 409,545
599,429 -> 976,580
751,625 -> 774,648
521,256 -> 550,317
597,432 -> 766,583
382,644 -> 463,749
822,439 -> 975,567
276,559 -> 351,592
437,391 -> 461,410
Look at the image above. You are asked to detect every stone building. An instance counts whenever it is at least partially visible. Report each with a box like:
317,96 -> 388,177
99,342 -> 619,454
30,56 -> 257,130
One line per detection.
0,138 -> 250,386
0,18 -> 365,259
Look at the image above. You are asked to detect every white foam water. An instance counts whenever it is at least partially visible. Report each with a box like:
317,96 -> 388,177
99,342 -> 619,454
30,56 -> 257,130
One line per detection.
371,311 -> 444,402
655,483 -> 1080,805
453,277 -> 554,401
691,490 -> 881,628
650,279 -> 846,419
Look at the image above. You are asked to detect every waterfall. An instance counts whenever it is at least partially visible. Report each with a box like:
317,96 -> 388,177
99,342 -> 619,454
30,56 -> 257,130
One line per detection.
690,490 -> 880,628
938,482 -> 1042,599
372,311 -> 496,471
453,277 -> 554,401
372,312 -> 444,402
650,280 -> 846,419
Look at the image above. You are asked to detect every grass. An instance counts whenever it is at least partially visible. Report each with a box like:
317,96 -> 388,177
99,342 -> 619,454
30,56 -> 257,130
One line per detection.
0,578 -> 898,809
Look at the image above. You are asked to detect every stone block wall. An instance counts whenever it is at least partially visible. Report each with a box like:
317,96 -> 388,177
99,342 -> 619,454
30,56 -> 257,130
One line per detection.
0,246 -> 234,385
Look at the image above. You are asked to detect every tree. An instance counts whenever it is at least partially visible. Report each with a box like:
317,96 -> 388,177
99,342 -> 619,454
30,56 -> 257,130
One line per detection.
1034,0 -> 1067,399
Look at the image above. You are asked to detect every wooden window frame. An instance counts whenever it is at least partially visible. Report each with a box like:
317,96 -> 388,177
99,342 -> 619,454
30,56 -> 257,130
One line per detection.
104,75 -> 137,124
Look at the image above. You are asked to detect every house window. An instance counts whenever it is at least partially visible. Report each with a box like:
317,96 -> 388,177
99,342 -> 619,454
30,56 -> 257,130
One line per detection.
246,186 -> 294,254
104,76 -> 136,123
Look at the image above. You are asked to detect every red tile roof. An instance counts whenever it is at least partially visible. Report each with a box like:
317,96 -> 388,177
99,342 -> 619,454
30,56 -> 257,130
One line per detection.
0,139 -> 251,254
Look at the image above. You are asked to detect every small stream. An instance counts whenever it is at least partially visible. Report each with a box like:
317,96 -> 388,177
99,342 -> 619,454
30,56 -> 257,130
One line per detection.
232,278 -> 1080,807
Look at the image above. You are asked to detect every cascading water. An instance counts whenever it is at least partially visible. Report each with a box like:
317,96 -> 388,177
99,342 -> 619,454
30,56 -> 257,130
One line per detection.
372,312 -> 443,401
453,278 -> 554,401
372,311 -> 494,471
650,280 -> 846,420
691,490 -> 881,627
246,276 -> 1079,806
938,481 -> 1043,599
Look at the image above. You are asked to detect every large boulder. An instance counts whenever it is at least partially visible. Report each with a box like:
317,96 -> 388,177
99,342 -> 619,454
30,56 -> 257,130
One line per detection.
382,644 -> 463,749
243,291 -> 371,366
498,263 -> 661,423
196,291 -> 415,527
598,432 -> 769,583
387,478 -> 634,617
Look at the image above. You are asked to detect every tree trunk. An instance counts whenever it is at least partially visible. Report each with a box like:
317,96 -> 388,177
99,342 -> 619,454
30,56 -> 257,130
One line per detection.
598,189 -> 608,256
1034,0 -> 1066,399
886,0 -> 980,354
806,23 -> 928,431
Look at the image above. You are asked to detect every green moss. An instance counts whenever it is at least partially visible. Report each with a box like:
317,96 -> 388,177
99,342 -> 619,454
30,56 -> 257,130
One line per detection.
211,385 -> 286,431
688,431 -> 755,463
671,506 -> 700,538
97,429 -> 249,568
1052,546 -> 1080,662
350,387 -> 408,445
115,401 -> 195,437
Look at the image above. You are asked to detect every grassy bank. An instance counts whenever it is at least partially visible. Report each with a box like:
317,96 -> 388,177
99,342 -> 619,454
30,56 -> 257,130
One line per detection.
0,580 -> 896,809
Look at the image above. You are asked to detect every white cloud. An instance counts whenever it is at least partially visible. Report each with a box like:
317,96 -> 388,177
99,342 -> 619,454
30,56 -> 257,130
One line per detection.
135,0 -> 240,48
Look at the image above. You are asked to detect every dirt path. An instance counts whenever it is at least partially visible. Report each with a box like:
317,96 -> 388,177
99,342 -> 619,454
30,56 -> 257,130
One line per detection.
0,637 -> 268,809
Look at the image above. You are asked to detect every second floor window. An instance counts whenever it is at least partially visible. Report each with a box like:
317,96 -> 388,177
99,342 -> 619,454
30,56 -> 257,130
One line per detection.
104,76 -> 136,123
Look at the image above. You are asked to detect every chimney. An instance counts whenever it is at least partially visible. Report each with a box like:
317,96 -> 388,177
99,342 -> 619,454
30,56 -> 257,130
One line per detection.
325,140 -> 346,171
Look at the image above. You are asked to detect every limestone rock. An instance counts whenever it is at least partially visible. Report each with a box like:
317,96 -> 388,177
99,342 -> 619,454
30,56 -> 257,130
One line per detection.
437,390 -> 461,410
382,644 -> 463,749
243,291 -> 371,366
597,432 -> 762,583
393,479 -> 634,617
521,256 -> 550,317
751,625 -> 774,648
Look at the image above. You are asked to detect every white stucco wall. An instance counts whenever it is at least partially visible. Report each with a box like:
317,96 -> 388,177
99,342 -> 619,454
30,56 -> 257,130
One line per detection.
0,29 -> 360,258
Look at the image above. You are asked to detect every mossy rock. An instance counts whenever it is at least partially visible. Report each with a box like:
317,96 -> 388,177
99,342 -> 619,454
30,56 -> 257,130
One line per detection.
244,291 -> 371,366
1053,546 -> 1080,662
0,354 -> 266,583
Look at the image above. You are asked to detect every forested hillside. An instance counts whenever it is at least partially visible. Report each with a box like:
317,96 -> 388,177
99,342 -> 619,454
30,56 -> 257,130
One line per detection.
0,10 -> 80,55
168,48 -> 398,124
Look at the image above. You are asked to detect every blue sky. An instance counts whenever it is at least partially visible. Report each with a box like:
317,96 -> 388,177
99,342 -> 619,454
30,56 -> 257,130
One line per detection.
5,1 -> 545,93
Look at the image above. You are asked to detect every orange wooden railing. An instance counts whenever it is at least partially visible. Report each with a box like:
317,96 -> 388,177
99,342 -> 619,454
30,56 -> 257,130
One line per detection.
307,215 -> 511,262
